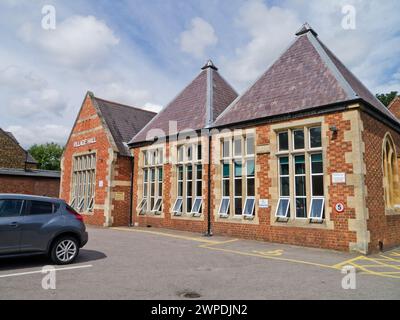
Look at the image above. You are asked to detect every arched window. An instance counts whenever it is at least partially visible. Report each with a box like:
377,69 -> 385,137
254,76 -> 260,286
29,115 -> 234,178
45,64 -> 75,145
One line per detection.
383,133 -> 399,209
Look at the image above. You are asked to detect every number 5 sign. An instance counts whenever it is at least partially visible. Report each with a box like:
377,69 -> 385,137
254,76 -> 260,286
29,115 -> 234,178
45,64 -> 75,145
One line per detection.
335,203 -> 345,213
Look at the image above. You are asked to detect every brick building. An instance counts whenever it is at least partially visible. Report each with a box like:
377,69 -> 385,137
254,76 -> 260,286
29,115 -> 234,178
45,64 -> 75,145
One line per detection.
60,92 -> 156,227
388,96 -> 400,119
128,24 -> 400,254
0,129 -> 60,197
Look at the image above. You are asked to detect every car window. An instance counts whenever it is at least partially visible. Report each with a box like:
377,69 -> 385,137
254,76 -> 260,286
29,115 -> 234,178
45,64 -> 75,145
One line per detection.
26,201 -> 54,215
0,199 -> 24,217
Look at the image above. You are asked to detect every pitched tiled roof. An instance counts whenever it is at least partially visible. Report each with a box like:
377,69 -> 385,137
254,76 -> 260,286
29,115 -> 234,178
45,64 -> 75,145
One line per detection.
0,168 -> 60,178
213,24 -> 399,127
1,129 -> 37,164
92,97 -> 157,156
129,61 -> 238,145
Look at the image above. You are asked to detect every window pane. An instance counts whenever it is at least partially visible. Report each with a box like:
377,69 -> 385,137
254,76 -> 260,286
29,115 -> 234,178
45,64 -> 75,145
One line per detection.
187,198 -> 192,213
192,198 -> 202,213
244,198 -> 255,215
295,176 -> 306,196
235,178 -> 242,196
143,182 -> 148,197
178,182 -> 183,196
196,165 -> 202,179
28,201 -> 53,215
293,130 -> 305,149
235,198 -> 242,215
234,138 -> 242,156
223,180 -> 230,196
246,136 -> 255,155
219,198 -> 230,215
158,168 -> 163,181
311,154 -> 323,174
235,161 -> 242,177
187,165 -> 193,180
247,160 -> 255,177
280,177 -> 290,197
223,163 -> 230,178
187,145 -> 193,161
279,132 -> 289,151
173,198 -> 183,212
223,140 -> 230,158
276,198 -> 289,217
158,182 -> 163,197
312,175 -> 324,196
187,181 -> 193,196
247,178 -> 255,196
295,198 -> 307,218
310,127 -> 322,148
0,200 -> 23,217
196,181 -> 202,197
294,155 -> 305,175
178,166 -> 184,180
279,157 -> 289,175
310,199 -> 324,219
197,144 -> 202,160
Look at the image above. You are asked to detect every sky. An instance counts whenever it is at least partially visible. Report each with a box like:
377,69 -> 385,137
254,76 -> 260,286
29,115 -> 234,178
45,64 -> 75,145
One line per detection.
0,0 -> 399,148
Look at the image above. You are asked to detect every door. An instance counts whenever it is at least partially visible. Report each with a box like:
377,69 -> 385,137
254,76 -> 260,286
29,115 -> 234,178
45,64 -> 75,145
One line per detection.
19,200 -> 58,253
0,199 -> 24,254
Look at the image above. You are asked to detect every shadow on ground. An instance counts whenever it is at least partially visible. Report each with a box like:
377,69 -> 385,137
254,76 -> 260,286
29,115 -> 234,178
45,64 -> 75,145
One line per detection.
0,249 -> 107,272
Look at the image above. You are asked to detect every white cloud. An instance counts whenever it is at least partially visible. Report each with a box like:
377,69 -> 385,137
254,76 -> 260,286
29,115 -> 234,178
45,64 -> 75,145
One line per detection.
179,17 -> 218,59
223,0 -> 301,87
0,65 -> 47,91
5,124 -> 70,148
143,102 -> 163,113
19,15 -> 120,67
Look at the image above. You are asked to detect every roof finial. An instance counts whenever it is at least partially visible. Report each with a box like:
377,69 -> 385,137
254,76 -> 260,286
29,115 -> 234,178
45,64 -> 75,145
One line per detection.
295,22 -> 318,37
201,59 -> 218,71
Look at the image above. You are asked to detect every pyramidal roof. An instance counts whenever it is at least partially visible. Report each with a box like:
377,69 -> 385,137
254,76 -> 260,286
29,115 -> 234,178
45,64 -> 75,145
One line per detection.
213,23 -> 398,127
129,60 -> 238,145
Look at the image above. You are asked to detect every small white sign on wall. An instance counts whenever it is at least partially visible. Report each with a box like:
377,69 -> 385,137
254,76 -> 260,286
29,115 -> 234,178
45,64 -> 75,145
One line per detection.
259,199 -> 269,208
99,180 -> 104,188
332,172 -> 346,184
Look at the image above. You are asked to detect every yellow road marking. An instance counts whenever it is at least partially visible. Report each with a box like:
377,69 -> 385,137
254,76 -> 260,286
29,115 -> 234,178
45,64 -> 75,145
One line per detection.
111,227 -> 400,279
111,227 -> 218,244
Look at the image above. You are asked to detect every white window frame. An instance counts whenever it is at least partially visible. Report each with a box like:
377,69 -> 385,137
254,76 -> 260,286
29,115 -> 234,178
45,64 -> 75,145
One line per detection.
294,155 -> 307,219
152,197 -> 163,214
218,197 -> 230,217
191,197 -> 203,216
292,129 -> 305,151
172,197 -> 183,216
309,126 -> 322,150
243,196 -> 256,217
275,197 -> 290,218
309,197 -> 325,220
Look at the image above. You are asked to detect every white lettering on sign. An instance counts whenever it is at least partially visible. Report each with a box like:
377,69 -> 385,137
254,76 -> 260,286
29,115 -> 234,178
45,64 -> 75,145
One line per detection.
73,138 -> 97,148
259,199 -> 269,208
332,172 -> 346,184
335,203 -> 345,213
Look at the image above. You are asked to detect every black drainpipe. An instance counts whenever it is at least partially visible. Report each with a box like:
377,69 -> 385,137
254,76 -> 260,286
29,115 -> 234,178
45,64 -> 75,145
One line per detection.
205,130 -> 213,237
129,155 -> 135,227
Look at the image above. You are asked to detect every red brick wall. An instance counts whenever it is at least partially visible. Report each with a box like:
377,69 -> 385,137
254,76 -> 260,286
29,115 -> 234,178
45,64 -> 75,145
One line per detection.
210,113 -> 357,251
389,97 -> 400,120
132,143 -> 208,233
60,95 -> 114,226
111,156 -> 133,226
361,112 -> 400,252
0,175 -> 59,197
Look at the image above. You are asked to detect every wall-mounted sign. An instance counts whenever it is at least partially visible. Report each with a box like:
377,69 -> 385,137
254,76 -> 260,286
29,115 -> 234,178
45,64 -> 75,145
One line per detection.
259,199 -> 269,208
98,180 -> 104,188
73,137 -> 97,148
332,172 -> 346,184
114,192 -> 125,201
335,202 -> 345,213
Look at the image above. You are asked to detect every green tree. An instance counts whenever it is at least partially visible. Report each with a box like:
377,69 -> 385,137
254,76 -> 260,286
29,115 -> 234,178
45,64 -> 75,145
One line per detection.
376,91 -> 398,107
28,143 -> 64,171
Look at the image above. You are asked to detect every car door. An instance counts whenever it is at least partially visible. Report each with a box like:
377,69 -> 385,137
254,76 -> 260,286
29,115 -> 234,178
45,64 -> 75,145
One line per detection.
0,199 -> 24,254
19,200 -> 60,253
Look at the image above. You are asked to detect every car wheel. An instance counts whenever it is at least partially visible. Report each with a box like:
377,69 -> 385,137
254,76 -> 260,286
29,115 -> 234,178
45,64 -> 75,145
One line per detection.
50,236 -> 80,265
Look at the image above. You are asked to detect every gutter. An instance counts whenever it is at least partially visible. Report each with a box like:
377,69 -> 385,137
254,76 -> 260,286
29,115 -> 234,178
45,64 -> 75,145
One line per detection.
205,130 -> 213,237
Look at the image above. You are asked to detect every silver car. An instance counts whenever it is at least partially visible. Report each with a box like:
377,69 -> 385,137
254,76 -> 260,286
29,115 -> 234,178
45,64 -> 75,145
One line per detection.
0,194 -> 88,265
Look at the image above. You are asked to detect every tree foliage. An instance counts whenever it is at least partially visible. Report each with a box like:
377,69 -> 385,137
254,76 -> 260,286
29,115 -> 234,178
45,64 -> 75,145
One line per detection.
376,91 -> 398,107
28,143 -> 64,171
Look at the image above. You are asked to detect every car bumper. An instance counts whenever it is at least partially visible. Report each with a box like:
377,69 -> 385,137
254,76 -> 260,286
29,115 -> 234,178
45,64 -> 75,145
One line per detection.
81,231 -> 89,247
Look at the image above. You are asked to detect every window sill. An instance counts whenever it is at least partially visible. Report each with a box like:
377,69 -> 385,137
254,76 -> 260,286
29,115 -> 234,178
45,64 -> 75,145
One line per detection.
215,214 -> 259,224
271,218 -> 333,230
171,213 -> 204,220
385,208 -> 400,216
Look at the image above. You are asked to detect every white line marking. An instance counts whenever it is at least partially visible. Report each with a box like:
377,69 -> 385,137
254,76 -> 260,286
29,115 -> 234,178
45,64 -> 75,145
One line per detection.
0,264 -> 93,279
